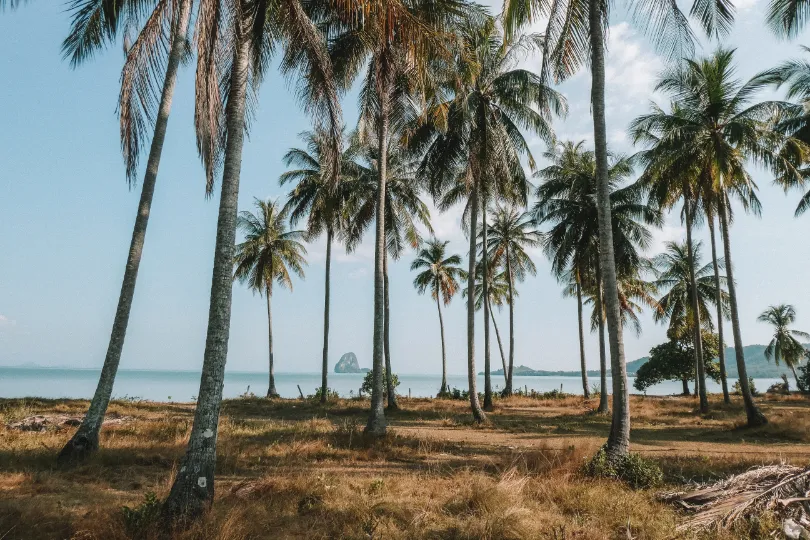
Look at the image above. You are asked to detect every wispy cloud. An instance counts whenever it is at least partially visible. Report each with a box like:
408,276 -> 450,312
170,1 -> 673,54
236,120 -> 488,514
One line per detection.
0,314 -> 15,328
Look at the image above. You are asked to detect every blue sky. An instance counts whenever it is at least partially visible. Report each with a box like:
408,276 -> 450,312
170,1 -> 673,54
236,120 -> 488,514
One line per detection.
1,1 -> 809,375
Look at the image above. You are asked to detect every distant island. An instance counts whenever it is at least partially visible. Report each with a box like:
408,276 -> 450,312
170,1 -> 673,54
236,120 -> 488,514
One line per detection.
334,352 -> 370,374
482,344 -> 805,378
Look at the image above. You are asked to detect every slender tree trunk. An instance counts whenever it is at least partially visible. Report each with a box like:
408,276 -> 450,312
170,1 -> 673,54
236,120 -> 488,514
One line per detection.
57,0 -> 192,465
365,60 -> 390,436
466,183 -> 486,422
709,217 -> 730,403
161,21 -> 251,523
791,366 -> 800,390
437,294 -> 448,395
505,245 -> 516,396
266,287 -> 279,398
384,252 -> 399,409
482,204 -> 493,410
682,378 -> 691,396
596,262 -> 609,414
489,299 -> 508,383
718,198 -> 766,426
685,199 -> 708,413
320,228 -> 332,403
577,277 -> 590,398
589,0 -> 630,460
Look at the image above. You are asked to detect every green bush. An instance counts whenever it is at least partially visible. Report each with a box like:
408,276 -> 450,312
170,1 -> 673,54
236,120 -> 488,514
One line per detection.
583,448 -> 663,489
310,386 -> 340,402
121,492 -> 161,538
361,370 -> 399,397
733,377 -> 759,396
798,362 -> 810,394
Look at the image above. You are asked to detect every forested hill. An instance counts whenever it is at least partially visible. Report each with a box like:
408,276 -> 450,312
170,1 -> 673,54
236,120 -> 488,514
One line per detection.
487,344 -> 808,378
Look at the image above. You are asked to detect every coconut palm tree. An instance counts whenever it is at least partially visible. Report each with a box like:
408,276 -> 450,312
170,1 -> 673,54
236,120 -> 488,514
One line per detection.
758,304 -> 810,387
233,199 -> 307,397
56,0 -> 193,465
344,140 -> 433,410
162,0 -> 341,523
559,268 -> 592,398
280,129 -> 355,403
411,239 -> 467,394
534,141 -> 661,413
630,49 -> 803,427
419,19 -> 564,421
486,205 -> 541,395
503,0 -> 737,462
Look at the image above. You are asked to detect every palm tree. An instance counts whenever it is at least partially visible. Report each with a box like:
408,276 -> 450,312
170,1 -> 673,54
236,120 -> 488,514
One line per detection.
233,199 -> 307,397
419,19 -> 563,420
280,129 -> 354,403
466,258 -> 514,383
162,0 -> 341,523
503,0 -> 737,462
344,140 -> 433,410
630,49 -> 803,427
534,141 -> 661,413
411,239 -> 467,394
559,268 -> 591,398
486,205 -> 540,395
56,0 -> 193,465
758,304 -> 810,387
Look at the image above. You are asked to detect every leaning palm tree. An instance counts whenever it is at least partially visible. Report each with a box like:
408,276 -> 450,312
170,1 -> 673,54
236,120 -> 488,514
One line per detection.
57,0 -> 194,464
233,199 -> 307,397
280,129 -> 354,403
758,304 -> 810,387
560,268 -> 592,398
503,0 -> 737,462
534,141 -> 661,413
411,239 -> 467,394
162,0 -> 341,523
486,205 -> 541,395
419,19 -> 564,420
630,49 -> 804,427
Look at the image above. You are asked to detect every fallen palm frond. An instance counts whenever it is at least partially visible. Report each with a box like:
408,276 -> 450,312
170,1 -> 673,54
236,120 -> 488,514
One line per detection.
661,464 -> 810,532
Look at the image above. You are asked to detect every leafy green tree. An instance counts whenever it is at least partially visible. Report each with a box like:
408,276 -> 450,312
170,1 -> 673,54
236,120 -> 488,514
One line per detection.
56,0 -> 194,465
634,331 -> 721,395
758,304 -> 810,387
412,239 -> 467,395
419,19 -> 563,419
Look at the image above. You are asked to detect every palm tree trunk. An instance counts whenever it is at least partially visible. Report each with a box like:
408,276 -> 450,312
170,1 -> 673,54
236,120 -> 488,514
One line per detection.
589,0 -> 630,461
595,262 -> 609,414
682,378 -> 691,396
577,277 -> 590,399
489,299 -> 508,383
718,197 -> 766,426
266,286 -> 279,398
791,366 -> 800,391
57,0 -> 192,465
482,204 -> 493,411
384,252 -> 399,410
437,293 -> 448,395
506,244 -> 516,397
320,228 -> 332,403
709,216 -> 730,403
161,21 -> 252,523
365,60 -> 390,436
685,199 -> 708,413
466,182 -> 486,422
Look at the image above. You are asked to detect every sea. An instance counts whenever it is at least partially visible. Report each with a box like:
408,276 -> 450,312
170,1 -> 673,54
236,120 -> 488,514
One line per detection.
0,367 -> 783,401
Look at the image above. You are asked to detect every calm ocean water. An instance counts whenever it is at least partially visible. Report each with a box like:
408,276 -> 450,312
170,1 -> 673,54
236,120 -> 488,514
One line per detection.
0,367 -> 782,401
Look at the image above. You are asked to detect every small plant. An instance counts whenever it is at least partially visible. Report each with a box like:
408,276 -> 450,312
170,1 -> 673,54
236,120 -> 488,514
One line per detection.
121,492 -> 160,538
310,387 -> 340,402
797,359 -> 810,394
766,374 -> 790,395
583,448 -> 663,489
361,370 -> 400,397
732,377 -> 759,396
239,385 -> 256,399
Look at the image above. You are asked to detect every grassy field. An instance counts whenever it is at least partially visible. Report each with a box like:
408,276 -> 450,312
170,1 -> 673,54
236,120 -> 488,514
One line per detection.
0,393 -> 808,539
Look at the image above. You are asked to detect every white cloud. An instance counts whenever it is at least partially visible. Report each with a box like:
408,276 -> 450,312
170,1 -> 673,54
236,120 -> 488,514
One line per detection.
0,315 -> 15,327
649,223 -> 686,254
604,23 -> 663,101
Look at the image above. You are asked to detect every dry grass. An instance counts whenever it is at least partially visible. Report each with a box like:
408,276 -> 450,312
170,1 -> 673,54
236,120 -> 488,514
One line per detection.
0,394 -> 808,539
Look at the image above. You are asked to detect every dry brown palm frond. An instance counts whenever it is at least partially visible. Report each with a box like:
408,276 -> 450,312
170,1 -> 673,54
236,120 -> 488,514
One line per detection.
661,464 -> 810,532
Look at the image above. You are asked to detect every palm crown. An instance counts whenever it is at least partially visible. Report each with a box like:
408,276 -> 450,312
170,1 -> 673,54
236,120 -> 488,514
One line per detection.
757,304 -> 810,374
411,239 -> 467,304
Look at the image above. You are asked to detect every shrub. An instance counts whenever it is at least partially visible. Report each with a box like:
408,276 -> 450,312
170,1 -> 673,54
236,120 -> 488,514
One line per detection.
310,387 -> 340,402
583,448 -> 663,489
732,377 -> 759,396
798,362 -> 810,394
121,492 -> 160,538
361,370 -> 400,397
766,375 -> 790,395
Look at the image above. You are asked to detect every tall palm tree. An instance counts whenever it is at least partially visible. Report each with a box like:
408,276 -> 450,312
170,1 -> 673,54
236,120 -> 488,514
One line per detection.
162,0 -> 341,523
411,239 -> 467,394
56,0 -> 193,465
344,140 -> 433,410
233,199 -> 307,397
758,304 -> 810,387
534,141 -> 661,413
503,0 -> 735,462
560,268 -> 592,398
280,129 -> 354,403
486,205 -> 541,395
630,49 -> 803,427
466,258 -> 514,383
419,19 -> 564,421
